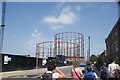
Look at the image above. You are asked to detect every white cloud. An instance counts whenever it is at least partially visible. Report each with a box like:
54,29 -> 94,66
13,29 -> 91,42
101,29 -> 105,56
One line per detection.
59,6 -> 77,24
24,29 -> 47,55
43,6 -> 77,24
42,5 -> 81,30
56,2 -> 65,9
43,16 -> 58,24
34,29 -> 38,33
75,6 -> 81,11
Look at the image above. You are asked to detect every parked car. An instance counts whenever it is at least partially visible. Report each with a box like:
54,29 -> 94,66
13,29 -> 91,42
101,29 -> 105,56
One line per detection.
79,64 -> 86,74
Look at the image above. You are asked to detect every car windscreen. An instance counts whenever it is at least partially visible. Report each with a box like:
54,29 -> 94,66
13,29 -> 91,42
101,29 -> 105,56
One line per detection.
80,64 -> 86,67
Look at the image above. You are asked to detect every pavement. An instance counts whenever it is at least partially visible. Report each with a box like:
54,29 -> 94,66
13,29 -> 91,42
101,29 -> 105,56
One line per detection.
1,65 -> 73,78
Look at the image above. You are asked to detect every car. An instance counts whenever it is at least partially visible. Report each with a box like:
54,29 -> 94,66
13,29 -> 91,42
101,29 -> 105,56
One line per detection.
79,64 -> 86,74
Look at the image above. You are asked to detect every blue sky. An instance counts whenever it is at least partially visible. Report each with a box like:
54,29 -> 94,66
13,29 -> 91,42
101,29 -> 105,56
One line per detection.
0,2 -> 119,57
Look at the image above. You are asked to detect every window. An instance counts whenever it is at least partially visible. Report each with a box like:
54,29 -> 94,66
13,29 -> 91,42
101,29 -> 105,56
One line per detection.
115,41 -> 118,52
112,44 -> 114,53
115,32 -> 118,36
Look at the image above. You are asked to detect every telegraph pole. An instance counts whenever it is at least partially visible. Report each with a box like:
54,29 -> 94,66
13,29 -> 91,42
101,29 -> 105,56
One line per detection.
36,44 -> 39,69
88,36 -> 90,61
0,1 -> 6,53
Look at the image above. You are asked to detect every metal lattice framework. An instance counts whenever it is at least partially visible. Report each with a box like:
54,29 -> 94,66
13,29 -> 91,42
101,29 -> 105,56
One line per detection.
54,32 -> 84,58
36,32 -> 84,59
36,41 -> 79,58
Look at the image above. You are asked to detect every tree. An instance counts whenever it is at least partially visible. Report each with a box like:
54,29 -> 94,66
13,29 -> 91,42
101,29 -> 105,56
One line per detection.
90,54 -> 98,64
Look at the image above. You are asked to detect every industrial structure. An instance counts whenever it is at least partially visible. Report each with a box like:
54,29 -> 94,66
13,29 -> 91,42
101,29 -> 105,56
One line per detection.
36,32 -> 84,61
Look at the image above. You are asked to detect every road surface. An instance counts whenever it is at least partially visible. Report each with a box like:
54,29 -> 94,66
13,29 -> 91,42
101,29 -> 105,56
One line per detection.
12,66 -> 73,78
2,65 -> 100,79
2,66 -> 73,78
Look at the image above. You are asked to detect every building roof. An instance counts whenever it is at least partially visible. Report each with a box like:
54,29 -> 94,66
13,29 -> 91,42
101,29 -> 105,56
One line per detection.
105,17 -> 120,41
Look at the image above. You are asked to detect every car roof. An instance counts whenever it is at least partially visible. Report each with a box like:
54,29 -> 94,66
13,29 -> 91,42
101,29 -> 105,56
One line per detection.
80,64 -> 86,65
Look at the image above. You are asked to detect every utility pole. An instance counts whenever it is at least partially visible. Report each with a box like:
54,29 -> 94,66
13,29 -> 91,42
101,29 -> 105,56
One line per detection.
36,44 -> 40,69
0,1 -> 6,53
87,50 -> 89,60
88,36 -> 90,61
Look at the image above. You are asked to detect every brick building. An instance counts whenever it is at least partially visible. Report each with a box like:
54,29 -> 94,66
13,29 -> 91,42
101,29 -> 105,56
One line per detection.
105,18 -> 120,63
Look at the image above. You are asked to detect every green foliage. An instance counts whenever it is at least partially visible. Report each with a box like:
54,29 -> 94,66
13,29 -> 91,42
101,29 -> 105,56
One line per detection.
96,56 -> 103,69
90,54 -> 98,64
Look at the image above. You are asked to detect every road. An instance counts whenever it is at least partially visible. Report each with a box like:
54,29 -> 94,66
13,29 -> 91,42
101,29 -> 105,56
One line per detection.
2,66 -> 73,78
15,66 -> 73,78
2,65 -> 100,79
